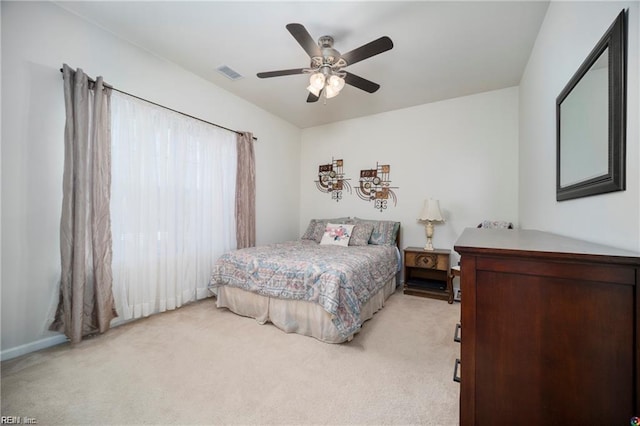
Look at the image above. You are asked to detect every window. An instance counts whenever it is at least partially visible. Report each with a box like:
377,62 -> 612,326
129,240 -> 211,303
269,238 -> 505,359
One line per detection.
110,92 -> 236,320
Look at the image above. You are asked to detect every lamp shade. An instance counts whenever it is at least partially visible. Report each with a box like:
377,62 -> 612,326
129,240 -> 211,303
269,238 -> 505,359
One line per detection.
325,85 -> 339,99
309,72 -> 325,89
307,84 -> 321,97
418,198 -> 445,222
328,75 -> 345,91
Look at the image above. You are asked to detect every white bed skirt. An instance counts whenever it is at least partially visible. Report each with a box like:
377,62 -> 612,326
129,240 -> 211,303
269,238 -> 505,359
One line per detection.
216,277 -> 398,343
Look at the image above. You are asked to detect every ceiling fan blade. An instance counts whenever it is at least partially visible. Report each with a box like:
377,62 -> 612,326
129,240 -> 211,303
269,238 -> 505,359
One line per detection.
257,68 -> 306,78
307,90 -> 321,103
286,23 -> 321,58
341,36 -> 393,66
344,72 -> 380,93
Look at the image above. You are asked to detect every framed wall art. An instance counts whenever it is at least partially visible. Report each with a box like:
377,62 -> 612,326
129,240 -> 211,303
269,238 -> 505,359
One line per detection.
315,158 -> 351,202
356,162 -> 398,212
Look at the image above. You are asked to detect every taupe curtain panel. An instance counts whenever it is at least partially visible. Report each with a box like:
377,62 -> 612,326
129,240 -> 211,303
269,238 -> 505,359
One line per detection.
50,64 -> 117,343
235,132 -> 256,248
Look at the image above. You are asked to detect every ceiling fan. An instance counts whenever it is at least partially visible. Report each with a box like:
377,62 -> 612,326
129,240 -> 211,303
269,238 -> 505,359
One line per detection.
257,23 -> 393,103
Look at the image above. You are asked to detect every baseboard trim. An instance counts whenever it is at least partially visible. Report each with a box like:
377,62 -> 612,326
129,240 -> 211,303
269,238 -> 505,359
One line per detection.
1,296 -> 217,361
1,334 -> 68,361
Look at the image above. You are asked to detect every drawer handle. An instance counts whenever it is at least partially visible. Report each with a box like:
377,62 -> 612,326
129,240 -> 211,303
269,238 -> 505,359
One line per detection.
416,254 -> 437,268
453,358 -> 461,383
454,323 -> 461,343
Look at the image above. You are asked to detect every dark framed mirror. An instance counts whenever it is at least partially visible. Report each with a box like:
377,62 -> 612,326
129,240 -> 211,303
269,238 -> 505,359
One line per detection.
556,10 -> 627,201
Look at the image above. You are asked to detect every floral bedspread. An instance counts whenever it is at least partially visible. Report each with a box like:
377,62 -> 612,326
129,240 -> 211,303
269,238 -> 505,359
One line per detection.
209,240 -> 399,339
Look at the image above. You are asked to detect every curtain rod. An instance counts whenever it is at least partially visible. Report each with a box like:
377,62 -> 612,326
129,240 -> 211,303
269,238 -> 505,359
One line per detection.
59,68 -> 257,141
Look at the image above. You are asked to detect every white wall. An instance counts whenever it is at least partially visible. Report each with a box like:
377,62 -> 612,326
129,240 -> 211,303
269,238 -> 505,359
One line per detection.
1,1 -> 301,357
519,1 -> 640,251
300,87 -> 520,264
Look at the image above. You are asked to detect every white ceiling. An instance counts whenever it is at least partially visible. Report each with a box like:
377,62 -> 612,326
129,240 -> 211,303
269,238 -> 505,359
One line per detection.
56,1 -> 549,129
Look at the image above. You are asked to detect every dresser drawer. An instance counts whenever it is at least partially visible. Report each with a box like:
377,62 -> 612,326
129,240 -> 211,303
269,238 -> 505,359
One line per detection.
405,251 -> 448,270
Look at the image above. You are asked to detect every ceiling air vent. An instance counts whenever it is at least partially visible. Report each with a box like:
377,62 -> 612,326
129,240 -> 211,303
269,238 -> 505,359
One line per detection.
216,65 -> 243,81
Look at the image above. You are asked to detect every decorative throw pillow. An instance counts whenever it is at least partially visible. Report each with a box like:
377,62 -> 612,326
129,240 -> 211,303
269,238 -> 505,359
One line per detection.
319,223 -> 355,247
348,222 -> 375,246
301,218 -> 351,242
301,219 -> 320,240
301,220 -> 327,242
310,221 -> 328,242
353,218 -> 400,246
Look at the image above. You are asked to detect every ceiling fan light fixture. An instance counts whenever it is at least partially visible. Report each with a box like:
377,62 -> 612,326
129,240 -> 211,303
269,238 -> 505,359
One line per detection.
328,75 -> 345,92
307,84 -> 321,97
325,85 -> 339,99
309,72 -> 325,90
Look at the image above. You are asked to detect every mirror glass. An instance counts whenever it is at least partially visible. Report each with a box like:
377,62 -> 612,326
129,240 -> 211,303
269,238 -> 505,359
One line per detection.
556,10 -> 626,202
559,48 -> 609,187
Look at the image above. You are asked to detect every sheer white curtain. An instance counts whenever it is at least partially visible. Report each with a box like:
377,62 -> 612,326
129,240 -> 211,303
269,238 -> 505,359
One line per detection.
110,92 -> 236,320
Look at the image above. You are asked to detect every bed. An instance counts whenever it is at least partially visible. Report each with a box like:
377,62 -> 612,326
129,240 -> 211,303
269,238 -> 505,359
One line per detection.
209,218 -> 401,343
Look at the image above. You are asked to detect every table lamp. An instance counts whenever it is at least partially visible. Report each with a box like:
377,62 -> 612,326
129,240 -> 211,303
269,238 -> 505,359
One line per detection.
418,198 -> 445,251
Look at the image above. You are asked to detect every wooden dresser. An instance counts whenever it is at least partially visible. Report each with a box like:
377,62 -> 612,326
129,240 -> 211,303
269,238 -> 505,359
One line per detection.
454,228 -> 640,425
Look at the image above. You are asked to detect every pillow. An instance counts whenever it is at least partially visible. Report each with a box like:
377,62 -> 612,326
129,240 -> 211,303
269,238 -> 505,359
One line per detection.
301,220 -> 325,242
320,223 -> 355,247
353,218 -> 400,246
348,222 -> 375,246
301,218 -> 350,242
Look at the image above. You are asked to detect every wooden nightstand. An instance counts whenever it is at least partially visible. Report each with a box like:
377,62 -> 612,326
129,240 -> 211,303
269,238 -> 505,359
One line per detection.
403,247 -> 453,303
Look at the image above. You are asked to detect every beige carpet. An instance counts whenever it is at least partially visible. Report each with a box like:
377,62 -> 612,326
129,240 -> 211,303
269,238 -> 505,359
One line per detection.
1,291 -> 461,425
